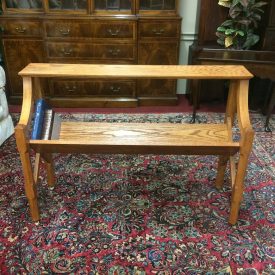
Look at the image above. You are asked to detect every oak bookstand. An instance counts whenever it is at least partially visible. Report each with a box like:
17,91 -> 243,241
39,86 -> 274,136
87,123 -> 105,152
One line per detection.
15,64 -> 254,225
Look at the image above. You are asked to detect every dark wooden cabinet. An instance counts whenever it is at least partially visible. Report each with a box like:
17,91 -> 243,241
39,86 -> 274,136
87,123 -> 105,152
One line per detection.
188,0 -> 275,129
262,0 -> 275,51
2,39 -> 45,98
0,0 -> 181,107
188,0 -> 275,103
50,79 -> 136,97
137,18 -> 180,104
138,41 -> 178,103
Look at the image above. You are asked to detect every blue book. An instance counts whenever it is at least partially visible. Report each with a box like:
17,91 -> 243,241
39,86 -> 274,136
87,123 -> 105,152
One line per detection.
31,99 -> 48,140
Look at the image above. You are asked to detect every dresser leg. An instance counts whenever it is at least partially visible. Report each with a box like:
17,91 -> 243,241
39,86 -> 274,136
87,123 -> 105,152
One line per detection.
264,82 -> 275,132
190,79 -> 201,123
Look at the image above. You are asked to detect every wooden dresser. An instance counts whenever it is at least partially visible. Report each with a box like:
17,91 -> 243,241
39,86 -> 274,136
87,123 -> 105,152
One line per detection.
0,0 -> 181,107
188,0 -> 275,103
188,0 -> 275,130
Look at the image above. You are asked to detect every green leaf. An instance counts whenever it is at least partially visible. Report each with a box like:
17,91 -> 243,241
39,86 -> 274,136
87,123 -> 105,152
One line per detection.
237,19 -> 251,26
242,33 -> 259,49
236,30 -> 245,36
232,0 -> 240,8
216,31 -> 226,39
254,8 -> 265,13
251,2 -> 268,9
225,28 -> 236,35
217,38 -> 225,46
229,6 -> 242,18
217,26 -> 226,32
221,19 -> 233,26
252,13 -> 261,21
240,0 -> 249,7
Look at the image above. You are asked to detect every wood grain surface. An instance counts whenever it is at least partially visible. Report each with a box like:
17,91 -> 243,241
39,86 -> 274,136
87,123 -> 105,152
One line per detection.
29,122 -> 240,155
19,63 -> 253,79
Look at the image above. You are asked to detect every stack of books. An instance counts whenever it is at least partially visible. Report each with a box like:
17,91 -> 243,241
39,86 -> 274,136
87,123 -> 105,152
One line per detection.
31,99 -> 61,140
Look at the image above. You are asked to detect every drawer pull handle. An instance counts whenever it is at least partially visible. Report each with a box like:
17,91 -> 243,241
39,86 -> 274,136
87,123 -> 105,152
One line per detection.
65,85 -> 77,92
59,29 -> 70,36
108,48 -> 121,56
110,86 -> 121,93
15,27 -> 26,33
107,29 -> 120,36
61,49 -> 73,56
152,28 -> 165,35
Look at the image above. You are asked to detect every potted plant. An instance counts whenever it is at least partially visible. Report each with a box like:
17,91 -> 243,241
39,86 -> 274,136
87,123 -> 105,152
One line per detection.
216,0 -> 267,49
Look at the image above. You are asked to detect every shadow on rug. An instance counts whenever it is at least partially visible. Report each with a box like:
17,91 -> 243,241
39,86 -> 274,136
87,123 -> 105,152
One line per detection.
0,113 -> 274,274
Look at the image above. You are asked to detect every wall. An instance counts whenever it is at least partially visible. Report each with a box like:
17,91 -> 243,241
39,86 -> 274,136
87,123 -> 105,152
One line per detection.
177,0 -> 200,94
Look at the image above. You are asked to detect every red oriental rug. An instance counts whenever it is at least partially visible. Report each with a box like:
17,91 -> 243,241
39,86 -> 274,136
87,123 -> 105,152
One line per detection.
0,112 -> 274,274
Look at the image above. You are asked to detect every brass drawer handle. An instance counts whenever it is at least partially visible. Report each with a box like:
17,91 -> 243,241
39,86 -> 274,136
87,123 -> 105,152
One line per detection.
107,29 -> 120,36
59,29 -> 70,36
152,28 -> 165,35
65,85 -> 77,92
110,86 -> 121,93
61,48 -> 73,56
108,48 -> 121,56
15,26 -> 26,33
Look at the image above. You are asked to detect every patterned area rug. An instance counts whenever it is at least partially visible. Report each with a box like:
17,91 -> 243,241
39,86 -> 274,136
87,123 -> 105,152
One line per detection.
0,112 -> 274,274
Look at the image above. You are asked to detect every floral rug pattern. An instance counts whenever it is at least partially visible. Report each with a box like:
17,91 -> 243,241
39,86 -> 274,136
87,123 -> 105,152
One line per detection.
0,112 -> 274,274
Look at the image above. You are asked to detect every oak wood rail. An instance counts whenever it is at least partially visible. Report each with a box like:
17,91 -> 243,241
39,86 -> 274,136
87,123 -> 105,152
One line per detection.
15,64 -> 254,225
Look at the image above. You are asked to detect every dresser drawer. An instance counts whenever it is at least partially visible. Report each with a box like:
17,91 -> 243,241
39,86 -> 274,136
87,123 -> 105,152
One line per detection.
47,42 -> 93,58
94,80 -> 136,97
0,20 -> 41,37
93,44 -> 136,61
51,80 -> 135,97
51,80 -> 93,97
94,21 -> 136,39
44,20 -> 92,38
138,79 -> 176,97
139,21 -> 180,38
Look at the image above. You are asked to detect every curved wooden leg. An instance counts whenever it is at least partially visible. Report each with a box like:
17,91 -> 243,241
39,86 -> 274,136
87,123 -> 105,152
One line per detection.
215,156 -> 229,190
19,152 -> 40,222
229,80 -> 254,225
229,133 -> 254,225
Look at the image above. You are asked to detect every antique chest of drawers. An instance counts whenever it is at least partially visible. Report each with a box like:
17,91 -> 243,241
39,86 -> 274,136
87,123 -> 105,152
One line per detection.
0,0 -> 181,107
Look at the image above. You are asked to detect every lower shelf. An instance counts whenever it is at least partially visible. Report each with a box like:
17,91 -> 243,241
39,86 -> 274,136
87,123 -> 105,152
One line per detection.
29,122 -> 240,155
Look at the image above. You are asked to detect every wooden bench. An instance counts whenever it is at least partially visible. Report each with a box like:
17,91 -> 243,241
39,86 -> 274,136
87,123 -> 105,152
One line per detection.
15,64 -> 254,225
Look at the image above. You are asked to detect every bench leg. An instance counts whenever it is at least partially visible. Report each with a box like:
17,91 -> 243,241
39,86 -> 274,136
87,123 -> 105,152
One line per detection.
43,153 -> 55,189
229,152 -> 250,225
19,151 -> 40,222
215,156 -> 229,190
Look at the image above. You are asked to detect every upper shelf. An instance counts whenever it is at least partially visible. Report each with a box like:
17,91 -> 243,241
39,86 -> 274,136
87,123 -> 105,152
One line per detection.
2,0 -> 179,15
19,63 -> 253,79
